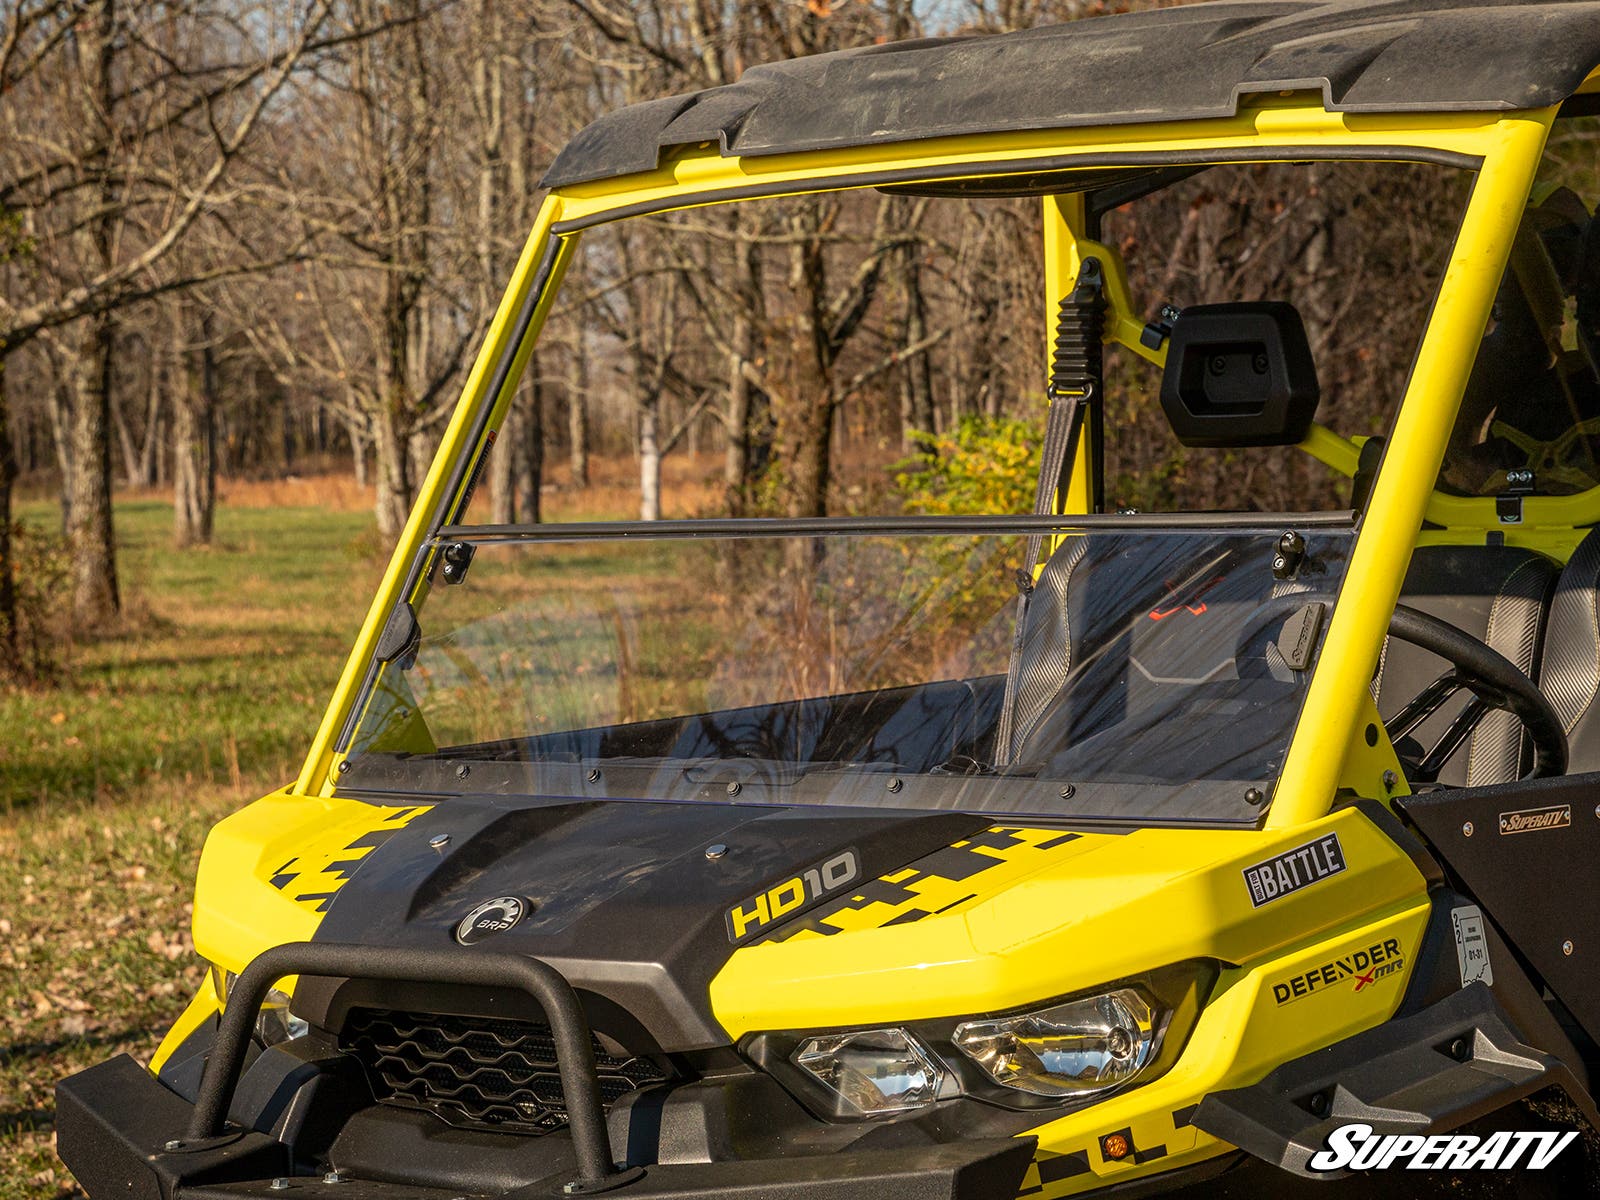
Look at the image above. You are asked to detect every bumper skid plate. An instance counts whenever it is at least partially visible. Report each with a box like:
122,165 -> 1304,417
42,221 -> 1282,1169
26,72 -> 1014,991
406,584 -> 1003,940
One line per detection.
55,941 -> 1036,1200
1193,983 -> 1599,1177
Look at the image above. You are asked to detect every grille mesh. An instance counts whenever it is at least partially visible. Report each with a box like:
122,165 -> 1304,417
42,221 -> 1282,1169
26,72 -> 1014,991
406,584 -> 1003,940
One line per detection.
341,1008 -> 668,1134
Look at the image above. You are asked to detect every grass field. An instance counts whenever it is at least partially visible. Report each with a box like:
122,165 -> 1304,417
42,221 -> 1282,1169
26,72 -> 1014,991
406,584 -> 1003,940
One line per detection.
1,495 -> 383,1197
0,459 -> 733,1197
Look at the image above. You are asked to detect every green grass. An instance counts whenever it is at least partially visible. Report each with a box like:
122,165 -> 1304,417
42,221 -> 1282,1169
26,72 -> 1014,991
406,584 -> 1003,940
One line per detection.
1,500 -> 385,814
1,498 -> 386,1198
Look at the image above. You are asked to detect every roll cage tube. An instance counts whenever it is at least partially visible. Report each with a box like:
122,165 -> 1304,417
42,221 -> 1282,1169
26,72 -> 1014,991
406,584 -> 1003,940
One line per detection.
295,105 -> 1557,829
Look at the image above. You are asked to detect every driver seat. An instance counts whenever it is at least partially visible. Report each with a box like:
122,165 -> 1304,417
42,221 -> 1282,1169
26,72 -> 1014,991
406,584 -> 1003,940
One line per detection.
1537,527 -> 1600,774
1376,545 -> 1558,786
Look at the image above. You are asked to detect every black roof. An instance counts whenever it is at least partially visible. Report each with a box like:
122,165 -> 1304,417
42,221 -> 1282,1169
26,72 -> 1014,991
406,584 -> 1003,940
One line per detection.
543,0 -> 1600,190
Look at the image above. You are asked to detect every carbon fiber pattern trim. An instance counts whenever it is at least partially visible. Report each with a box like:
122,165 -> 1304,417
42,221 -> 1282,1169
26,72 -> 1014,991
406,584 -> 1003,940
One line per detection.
1540,527 -> 1600,770
1010,538 -> 1090,757
1467,554 -> 1557,787
1379,546 -> 1557,787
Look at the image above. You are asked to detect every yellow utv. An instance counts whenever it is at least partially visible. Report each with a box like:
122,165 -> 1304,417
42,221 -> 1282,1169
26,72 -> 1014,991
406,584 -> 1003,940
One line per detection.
57,0 -> 1600,1196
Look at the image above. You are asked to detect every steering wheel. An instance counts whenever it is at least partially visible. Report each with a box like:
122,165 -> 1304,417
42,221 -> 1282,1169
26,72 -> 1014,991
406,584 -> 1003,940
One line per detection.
1384,604 -> 1567,782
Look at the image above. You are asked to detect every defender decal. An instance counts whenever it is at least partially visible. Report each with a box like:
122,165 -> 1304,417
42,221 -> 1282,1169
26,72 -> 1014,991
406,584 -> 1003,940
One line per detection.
725,850 -> 860,943
1272,937 -> 1404,1005
1243,833 -> 1346,907
1497,804 -> 1570,835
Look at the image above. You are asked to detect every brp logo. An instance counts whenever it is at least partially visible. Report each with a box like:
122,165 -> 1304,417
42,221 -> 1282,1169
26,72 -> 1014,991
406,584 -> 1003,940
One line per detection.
455,895 -> 528,945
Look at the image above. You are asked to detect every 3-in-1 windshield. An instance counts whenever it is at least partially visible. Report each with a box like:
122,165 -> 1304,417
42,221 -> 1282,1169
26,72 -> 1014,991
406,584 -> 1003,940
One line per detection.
342,519 -> 1352,825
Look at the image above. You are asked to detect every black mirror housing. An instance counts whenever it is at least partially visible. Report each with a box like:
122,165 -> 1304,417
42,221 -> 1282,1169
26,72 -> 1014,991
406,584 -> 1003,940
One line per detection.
1159,302 -> 1320,447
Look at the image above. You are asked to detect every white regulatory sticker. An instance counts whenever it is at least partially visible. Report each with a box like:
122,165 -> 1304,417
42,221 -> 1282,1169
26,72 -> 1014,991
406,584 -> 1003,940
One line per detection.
1451,904 -> 1493,987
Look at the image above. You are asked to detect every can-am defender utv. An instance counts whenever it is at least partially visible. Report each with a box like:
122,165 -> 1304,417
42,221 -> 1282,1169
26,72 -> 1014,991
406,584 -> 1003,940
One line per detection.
57,1 -> 1600,1196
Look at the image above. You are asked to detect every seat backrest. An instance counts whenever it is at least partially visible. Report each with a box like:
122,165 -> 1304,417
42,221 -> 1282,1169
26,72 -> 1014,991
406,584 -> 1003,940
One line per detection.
1538,527 -> 1600,773
1377,545 -> 1558,786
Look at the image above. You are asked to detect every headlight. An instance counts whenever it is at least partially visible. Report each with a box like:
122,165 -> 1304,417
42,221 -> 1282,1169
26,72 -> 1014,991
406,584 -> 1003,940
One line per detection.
744,962 -> 1214,1120
952,988 -> 1155,1097
219,968 -> 309,1048
793,1028 -> 945,1116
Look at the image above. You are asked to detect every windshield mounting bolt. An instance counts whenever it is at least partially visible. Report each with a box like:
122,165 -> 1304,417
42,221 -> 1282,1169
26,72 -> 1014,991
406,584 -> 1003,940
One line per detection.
1244,787 -> 1265,806
454,763 -> 470,781
886,777 -> 904,793
1462,821 -> 1474,837
1273,530 -> 1307,580
706,844 -> 728,861
1059,784 -> 1075,800
586,768 -> 601,784
336,760 -> 351,775
441,541 -> 475,585
428,833 -> 451,852
726,780 -> 742,797
1382,770 -> 1399,793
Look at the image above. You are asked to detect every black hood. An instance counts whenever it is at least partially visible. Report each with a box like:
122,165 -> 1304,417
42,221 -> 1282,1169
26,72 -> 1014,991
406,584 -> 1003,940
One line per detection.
302,796 -> 990,1050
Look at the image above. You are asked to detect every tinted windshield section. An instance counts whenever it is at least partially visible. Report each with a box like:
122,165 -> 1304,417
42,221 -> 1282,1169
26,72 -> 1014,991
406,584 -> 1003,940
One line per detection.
343,520 -> 1352,825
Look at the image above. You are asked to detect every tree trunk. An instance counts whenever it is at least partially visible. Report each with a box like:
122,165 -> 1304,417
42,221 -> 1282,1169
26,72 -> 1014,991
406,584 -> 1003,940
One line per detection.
776,211 -> 835,519
898,243 -> 936,453
173,314 -> 218,547
567,348 -> 589,489
66,0 -> 120,626
722,222 -> 762,512
515,374 -> 543,524
489,407 -> 517,523
344,407 -> 369,487
68,311 -> 120,625
373,403 -> 411,538
639,396 -> 661,521
43,340 -> 77,535
0,357 -> 19,675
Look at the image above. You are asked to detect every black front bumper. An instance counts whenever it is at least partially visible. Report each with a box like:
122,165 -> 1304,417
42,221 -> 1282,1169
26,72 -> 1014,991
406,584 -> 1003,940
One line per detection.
56,1054 -> 1035,1200
56,941 -> 1036,1200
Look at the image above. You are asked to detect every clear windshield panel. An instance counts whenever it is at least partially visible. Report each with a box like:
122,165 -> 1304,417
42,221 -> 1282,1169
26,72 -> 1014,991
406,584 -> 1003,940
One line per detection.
342,522 -> 1353,825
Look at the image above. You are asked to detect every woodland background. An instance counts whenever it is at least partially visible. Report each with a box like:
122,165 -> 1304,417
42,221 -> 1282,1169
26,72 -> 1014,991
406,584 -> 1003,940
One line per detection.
0,0 -> 1494,688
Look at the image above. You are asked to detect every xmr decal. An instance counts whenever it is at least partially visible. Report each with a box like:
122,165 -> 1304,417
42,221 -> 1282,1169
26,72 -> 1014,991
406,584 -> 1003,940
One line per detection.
1272,937 -> 1404,1005
725,849 -> 860,943
1242,832 -> 1345,907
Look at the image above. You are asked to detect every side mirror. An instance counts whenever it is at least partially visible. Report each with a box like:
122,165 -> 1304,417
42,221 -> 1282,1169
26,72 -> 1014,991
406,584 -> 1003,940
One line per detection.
1159,302 -> 1320,448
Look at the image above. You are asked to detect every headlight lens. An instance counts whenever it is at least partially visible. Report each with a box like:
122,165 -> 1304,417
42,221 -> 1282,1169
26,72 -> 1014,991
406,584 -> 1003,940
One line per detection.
952,988 -> 1156,1097
220,969 -> 309,1047
793,1028 -> 945,1115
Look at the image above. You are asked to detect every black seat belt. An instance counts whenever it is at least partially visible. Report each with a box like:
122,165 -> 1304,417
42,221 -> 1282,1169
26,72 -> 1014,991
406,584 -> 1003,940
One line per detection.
995,257 -> 1106,762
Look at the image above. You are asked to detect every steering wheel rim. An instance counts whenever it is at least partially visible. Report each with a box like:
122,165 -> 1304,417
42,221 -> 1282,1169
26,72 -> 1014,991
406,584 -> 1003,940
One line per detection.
1385,603 -> 1567,781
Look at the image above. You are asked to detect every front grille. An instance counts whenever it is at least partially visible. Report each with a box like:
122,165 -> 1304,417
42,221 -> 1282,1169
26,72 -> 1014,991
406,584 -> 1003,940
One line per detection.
341,1007 -> 669,1135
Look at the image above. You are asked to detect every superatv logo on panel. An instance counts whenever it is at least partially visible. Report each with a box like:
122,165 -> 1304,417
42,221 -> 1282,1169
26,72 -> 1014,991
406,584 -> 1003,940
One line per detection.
1498,803 -> 1570,835
1242,833 -> 1345,907
1273,938 -> 1403,1006
1310,1123 -> 1578,1172
725,849 -> 861,944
